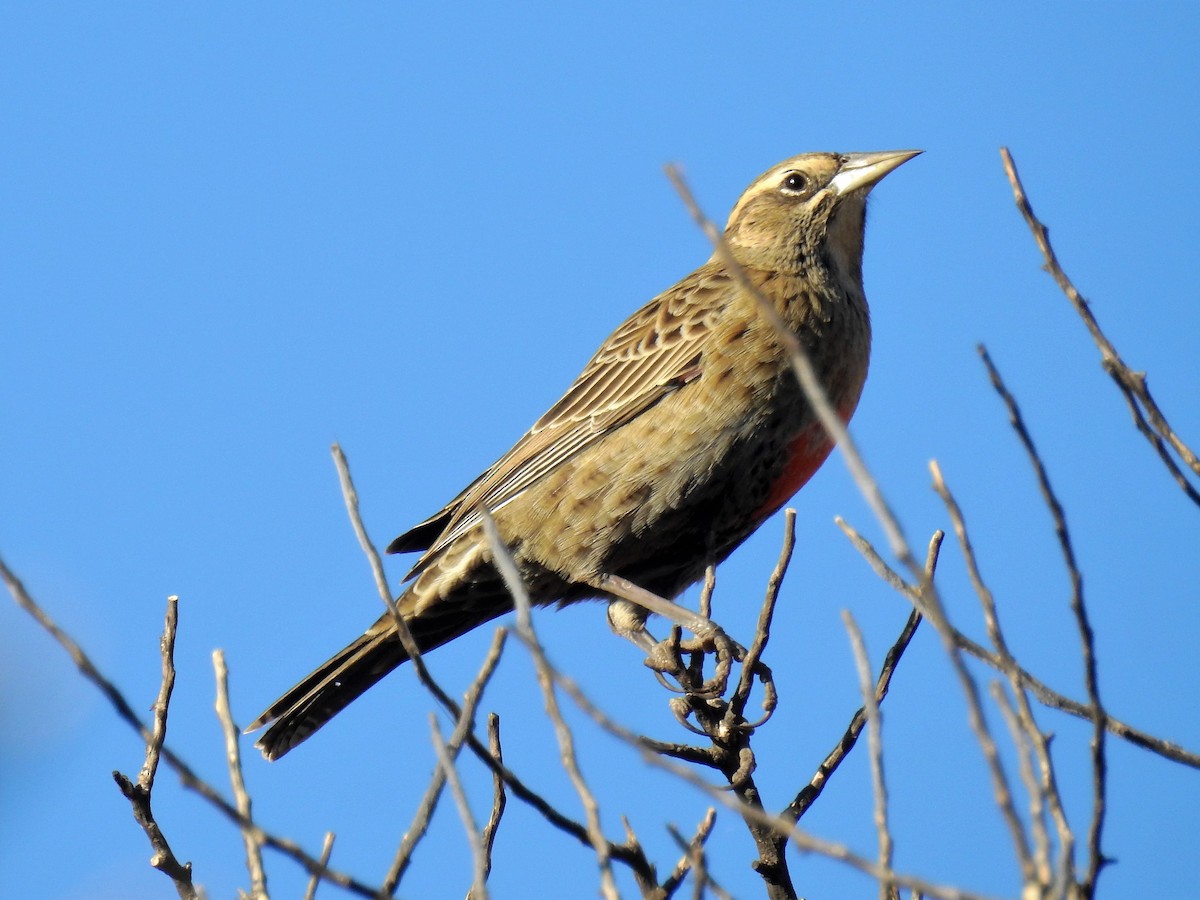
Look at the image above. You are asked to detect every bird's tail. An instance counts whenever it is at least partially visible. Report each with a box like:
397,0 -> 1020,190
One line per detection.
248,589 -> 514,760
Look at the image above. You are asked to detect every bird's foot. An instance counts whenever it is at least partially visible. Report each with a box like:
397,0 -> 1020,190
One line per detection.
601,575 -> 779,744
600,576 -> 744,699
647,623 -> 743,699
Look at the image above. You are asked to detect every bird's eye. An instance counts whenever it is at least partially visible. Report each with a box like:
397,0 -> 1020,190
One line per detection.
780,172 -> 808,194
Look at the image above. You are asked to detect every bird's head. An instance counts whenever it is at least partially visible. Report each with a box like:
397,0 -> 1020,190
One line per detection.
722,150 -> 921,278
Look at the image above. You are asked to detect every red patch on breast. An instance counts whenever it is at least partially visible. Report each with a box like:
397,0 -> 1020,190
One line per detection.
752,406 -> 855,523
753,431 -> 834,523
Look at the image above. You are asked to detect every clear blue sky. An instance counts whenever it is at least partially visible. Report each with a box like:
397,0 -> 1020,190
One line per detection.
3,5 -> 1198,898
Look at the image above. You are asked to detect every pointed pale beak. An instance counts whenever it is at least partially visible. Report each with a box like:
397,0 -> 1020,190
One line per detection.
830,150 -> 922,196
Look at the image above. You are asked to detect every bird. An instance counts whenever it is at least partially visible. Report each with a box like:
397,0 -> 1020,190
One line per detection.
247,149 -> 920,760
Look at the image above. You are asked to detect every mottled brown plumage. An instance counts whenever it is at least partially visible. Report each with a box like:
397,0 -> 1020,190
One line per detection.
248,150 -> 919,759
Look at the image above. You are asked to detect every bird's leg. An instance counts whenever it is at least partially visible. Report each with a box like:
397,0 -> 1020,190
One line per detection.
605,597 -> 659,653
597,574 -> 743,698
606,599 -> 693,694
599,574 -> 726,640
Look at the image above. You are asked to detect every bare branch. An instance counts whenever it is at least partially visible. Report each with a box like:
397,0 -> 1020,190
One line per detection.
662,809 -> 729,900
145,597 -> 179,790
302,832 -> 335,900
999,146 -> 1200,505
2,555 -> 385,897
213,649 -> 266,898
785,530 -> 937,823
111,596 -> 198,899
430,714 -> 488,900
332,441 -> 397,612
731,509 -> 793,723
477,714 -> 507,890
978,345 -> 1109,894
990,682 -> 1050,883
842,610 -> 897,900
833,525 -> 1200,768
456,716 -> 656,881
384,628 -> 507,892
930,458 -> 1075,888
925,461 -> 1036,885
332,442 -> 435,683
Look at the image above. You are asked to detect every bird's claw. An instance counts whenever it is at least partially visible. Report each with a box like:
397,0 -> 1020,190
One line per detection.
642,620 -> 742,699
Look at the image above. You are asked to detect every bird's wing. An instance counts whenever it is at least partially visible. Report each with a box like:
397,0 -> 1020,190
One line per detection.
391,263 -> 731,579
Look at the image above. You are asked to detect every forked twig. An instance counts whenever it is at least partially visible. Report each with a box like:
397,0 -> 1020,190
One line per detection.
1000,146 -> 1199,506
110,596 -> 198,899
832,524 -> 1200,767
978,345 -> 1109,893
3,557 -> 379,894
430,714 -> 488,900
384,629 -> 507,892
330,446 -> 655,885
662,809 -> 729,900
786,532 -> 937,823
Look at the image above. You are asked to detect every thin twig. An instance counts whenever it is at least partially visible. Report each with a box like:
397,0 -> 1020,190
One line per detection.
923,462 -> 1036,885
111,596 -> 198,899
831,526 -> 1200,768
455,716 -> 656,880
384,629 -> 507,892
931,456 -> 1075,893
663,809 -> 729,900
145,599 -> 178,787
842,611 -> 897,900
999,146 -> 1199,505
302,832 -> 335,900
617,816 -> 662,900
430,714 -> 488,900
213,649 -> 267,898
786,533 -> 938,823
932,456 -> 1079,897
990,682 -> 1050,884
332,442 -> 397,613
332,440 -> 439,693
477,715 -> 507,891
731,509 -> 794,721
979,345 -> 1109,893
1,556 -> 386,897
332,441 -> 471,734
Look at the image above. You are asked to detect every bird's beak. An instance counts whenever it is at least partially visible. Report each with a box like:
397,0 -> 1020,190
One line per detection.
830,150 -> 922,196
